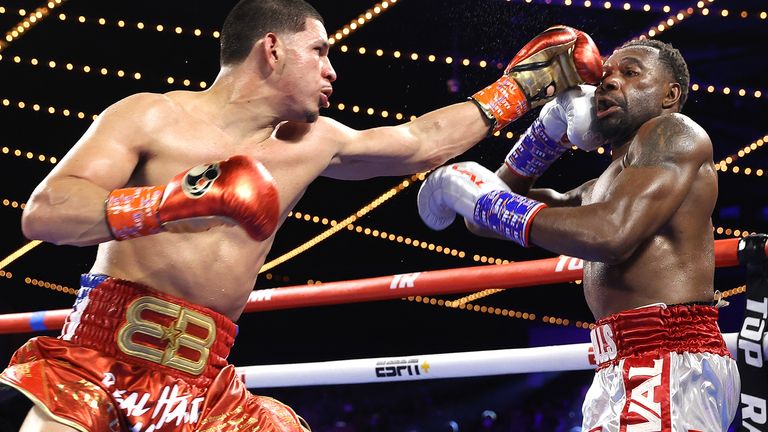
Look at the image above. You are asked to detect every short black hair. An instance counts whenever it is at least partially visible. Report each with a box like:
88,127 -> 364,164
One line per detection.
620,39 -> 690,110
220,0 -> 324,66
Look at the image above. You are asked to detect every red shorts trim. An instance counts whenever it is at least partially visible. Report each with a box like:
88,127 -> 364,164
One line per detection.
590,304 -> 730,370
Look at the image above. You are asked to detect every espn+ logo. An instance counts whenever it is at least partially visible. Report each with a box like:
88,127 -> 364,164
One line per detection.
374,358 -> 429,378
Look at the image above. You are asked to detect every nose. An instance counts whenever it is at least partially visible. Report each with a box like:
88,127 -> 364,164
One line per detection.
600,72 -> 619,92
323,57 -> 337,83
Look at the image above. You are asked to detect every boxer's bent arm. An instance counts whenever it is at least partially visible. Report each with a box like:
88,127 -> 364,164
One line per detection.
466,178 -> 594,239
529,114 -> 711,263
22,94 -> 158,246
497,163 -> 596,207
527,185 -> 592,207
321,101 -> 491,180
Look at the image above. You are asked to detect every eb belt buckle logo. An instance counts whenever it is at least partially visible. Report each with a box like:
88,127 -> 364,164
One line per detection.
117,296 -> 216,375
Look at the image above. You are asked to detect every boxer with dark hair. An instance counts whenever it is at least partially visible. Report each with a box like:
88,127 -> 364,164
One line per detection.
0,0 -> 603,430
420,40 -> 739,430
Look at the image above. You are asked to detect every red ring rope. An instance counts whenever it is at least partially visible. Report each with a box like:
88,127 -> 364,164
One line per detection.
0,237 -> 749,334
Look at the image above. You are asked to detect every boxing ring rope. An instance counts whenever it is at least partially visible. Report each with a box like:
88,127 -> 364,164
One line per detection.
0,237 -> 754,334
0,236 -> 763,390
233,333 -> 765,389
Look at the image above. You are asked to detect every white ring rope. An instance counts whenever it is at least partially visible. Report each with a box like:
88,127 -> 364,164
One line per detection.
236,332 -> 758,389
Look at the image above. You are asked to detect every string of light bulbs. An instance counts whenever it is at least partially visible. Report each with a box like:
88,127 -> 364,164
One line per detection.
1,198 -> 25,210
330,45 -> 764,101
327,0 -> 401,45
504,0 -> 768,44
1,97 -> 97,121
409,281 -> 747,329
0,53 -> 209,89
49,0 -> 401,47
689,82 -> 762,100
1,145 -> 59,164
643,2 -> 768,39
0,95 -> 414,133
718,166 -> 765,177
716,134 -> 767,171
8,3 -> 764,103
638,0 -> 716,39
24,276 -> 76,295
335,44 -> 502,69
55,12 -> 221,40
507,0 -> 705,14
0,0 -> 67,52
287,209 -> 514,265
3,47 -> 762,139
259,173 -> 419,273
714,226 -> 763,239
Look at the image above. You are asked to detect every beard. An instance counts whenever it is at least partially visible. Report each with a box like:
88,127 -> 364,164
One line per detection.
591,112 -> 635,146
302,98 -> 326,123
304,109 -> 319,123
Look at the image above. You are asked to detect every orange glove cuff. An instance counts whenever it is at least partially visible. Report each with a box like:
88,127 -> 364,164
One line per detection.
471,76 -> 530,133
105,186 -> 165,240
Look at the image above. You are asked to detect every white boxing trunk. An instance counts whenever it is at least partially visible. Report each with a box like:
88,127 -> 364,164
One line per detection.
582,304 -> 740,432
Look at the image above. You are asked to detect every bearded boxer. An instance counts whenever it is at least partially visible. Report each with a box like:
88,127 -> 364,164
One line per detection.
419,39 -> 739,431
0,0 -> 603,430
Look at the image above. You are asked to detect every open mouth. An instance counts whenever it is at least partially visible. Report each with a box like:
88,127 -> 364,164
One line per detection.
596,97 -> 622,119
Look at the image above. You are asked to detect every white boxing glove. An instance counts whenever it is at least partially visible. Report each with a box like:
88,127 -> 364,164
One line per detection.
541,84 -> 602,151
417,161 -> 510,231
505,84 -> 602,179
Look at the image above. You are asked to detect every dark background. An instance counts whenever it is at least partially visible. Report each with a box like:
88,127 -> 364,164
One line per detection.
0,0 -> 765,430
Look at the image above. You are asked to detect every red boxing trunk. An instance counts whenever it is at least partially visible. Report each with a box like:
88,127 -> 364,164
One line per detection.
0,274 -> 308,432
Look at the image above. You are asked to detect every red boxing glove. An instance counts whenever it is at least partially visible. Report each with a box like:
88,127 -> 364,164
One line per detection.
471,25 -> 603,132
106,155 -> 279,241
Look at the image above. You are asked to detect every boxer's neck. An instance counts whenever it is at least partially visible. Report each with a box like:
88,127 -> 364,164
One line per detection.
194,69 -> 279,141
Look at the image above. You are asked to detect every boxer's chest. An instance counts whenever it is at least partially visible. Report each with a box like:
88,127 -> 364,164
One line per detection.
583,158 -> 624,205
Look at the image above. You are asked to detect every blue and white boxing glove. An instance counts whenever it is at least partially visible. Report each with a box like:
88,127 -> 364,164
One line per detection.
505,84 -> 602,179
417,161 -> 546,247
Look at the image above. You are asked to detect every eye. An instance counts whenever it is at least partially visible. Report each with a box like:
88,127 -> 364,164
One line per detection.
624,70 -> 640,77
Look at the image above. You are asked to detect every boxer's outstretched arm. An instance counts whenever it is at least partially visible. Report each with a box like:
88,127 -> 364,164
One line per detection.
21,94 -> 157,246
320,101 -> 491,180
320,25 -> 602,180
529,114 -> 713,264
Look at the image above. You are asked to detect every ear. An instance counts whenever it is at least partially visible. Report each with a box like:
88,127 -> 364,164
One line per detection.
259,33 -> 281,69
662,82 -> 681,109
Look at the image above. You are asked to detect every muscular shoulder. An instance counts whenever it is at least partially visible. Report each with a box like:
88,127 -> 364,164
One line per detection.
100,92 -> 187,133
627,113 -> 712,168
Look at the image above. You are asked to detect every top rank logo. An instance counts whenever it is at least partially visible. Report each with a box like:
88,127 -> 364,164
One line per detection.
390,272 -> 421,289
555,255 -> 583,272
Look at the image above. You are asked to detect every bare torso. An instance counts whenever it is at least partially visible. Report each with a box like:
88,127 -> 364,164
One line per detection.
90,92 -> 338,320
580,119 -> 718,319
